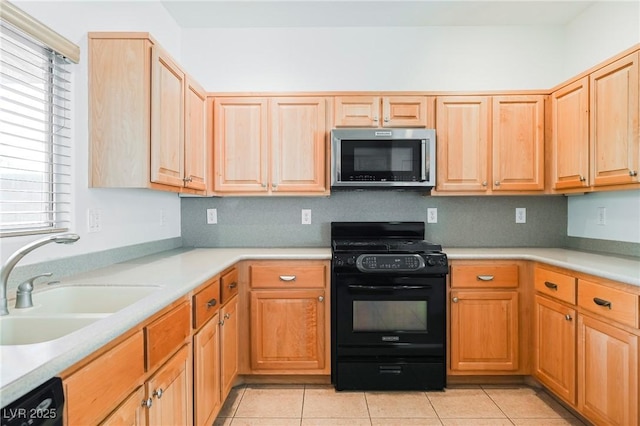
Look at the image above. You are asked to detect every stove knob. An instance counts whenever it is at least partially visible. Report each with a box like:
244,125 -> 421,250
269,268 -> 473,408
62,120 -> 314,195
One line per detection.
427,258 -> 436,266
347,257 -> 355,265
335,259 -> 344,267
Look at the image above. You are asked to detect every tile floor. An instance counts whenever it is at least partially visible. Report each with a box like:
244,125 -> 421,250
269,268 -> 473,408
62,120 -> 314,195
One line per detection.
213,384 -> 587,425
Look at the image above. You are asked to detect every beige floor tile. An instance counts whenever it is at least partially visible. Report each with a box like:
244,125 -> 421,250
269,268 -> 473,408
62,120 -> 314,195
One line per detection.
427,388 -> 506,419
440,419 -> 514,426
365,391 -> 438,418
231,418 -> 302,426
235,385 -> 304,418
302,387 -> 369,418
484,387 -> 574,419
371,418 -> 443,425
512,418 -> 586,425
218,385 -> 247,417
302,419 -> 372,426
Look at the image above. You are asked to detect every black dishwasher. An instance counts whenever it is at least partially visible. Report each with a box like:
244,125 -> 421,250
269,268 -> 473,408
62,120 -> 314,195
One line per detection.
1,377 -> 64,426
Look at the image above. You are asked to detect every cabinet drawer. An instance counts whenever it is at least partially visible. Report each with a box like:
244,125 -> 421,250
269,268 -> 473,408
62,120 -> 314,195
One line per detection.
146,302 -> 190,370
578,279 -> 639,328
451,264 -> 519,288
221,268 -> 239,303
534,267 -> 576,304
250,263 -> 326,289
65,331 -> 144,426
193,277 -> 220,330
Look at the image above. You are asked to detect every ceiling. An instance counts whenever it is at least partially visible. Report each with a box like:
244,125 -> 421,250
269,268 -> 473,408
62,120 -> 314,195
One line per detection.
161,1 -> 597,28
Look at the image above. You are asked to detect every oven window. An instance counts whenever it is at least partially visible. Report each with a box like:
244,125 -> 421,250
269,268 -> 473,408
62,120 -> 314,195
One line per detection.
353,300 -> 427,332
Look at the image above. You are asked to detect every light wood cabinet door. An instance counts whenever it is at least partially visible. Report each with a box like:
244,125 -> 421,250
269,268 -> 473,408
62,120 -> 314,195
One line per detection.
450,290 -> 519,372
193,314 -> 221,426
578,314 -> 638,426
250,289 -> 326,371
214,98 -> 269,192
220,296 -> 239,401
590,51 -> 640,186
492,95 -> 545,191
551,77 -> 590,190
382,96 -> 428,127
271,97 -> 328,193
146,344 -> 192,426
100,386 -> 145,426
334,96 -> 380,127
184,76 -> 207,192
435,96 -> 491,192
150,45 -> 185,188
534,295 -> 577,406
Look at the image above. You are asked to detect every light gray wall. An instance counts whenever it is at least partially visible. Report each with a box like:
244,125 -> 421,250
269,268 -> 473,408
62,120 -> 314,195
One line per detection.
181,193 -> 567,248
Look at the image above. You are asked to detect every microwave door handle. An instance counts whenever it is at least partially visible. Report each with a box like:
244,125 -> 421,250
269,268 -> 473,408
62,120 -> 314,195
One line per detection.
421,140 -> 427,181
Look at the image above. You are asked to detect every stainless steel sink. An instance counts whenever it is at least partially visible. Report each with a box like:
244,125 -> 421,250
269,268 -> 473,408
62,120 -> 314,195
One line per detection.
23,285 -> 161,314
0,315 -> 107,345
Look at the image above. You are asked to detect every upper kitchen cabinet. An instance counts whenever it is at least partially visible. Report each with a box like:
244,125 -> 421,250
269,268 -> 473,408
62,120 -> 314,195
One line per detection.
435,95 -> 545,194
551,77 -> 590,190
590,51 -> 639,187
213,96 -> 329,195
334,96 -> 432,128
89,33 -> 208,195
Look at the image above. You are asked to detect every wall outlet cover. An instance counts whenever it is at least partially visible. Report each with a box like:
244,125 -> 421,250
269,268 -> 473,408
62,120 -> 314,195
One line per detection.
206,208 -> 218,224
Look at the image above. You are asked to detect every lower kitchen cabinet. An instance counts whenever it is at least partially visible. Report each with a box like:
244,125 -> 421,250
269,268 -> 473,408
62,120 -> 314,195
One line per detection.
145,344 -> 192,425
220,295 -> 239,400
250,289 -> 325,371
101,386 -> 146,426
193,313 -> 221,426
534,295 -> 576,405
449,261 -> 521,374
578,314 -> 639,425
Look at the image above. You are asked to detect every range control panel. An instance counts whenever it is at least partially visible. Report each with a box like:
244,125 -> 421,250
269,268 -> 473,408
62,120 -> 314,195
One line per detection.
333,253 -> 448,274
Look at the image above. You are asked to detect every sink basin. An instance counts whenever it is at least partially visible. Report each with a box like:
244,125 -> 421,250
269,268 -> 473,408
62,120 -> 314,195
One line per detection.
23,285 -> 161,314
0,315 -> 106,345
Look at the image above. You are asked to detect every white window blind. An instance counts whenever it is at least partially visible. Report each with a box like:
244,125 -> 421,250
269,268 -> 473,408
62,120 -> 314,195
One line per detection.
0,19 -> 72,237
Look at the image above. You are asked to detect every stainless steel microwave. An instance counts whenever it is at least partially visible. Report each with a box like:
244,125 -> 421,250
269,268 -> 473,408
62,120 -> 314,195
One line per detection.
331,128 -> 436,190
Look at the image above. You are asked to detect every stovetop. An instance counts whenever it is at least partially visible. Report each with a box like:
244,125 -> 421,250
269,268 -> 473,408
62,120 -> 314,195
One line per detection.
332,239 -> 442,254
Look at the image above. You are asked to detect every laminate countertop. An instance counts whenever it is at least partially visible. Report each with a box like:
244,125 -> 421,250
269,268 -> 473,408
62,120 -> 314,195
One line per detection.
1,246 -> 638,406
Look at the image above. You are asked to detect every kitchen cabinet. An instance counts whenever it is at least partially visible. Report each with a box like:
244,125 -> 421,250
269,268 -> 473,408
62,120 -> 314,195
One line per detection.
100,386 -> 145,426
551,77 -> 590,190
578,314 -> 638,425
590,51 -> 640,187
248,260 -> 329,374
435,95 -> 545,193
88,32 -> 207,194
213,97 -> 328,195
220,295 -> 239,400
334,96 -> 431,128
449,262 -> 521,373
192,277 -> 222,426
533,266 -> 578,406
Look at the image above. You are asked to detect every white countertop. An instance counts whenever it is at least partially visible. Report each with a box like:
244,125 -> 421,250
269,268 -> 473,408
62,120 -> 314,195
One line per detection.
1,246 -> 638,406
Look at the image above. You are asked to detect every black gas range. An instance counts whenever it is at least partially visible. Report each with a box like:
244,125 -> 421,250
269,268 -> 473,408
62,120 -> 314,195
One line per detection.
331,221 -> 448,391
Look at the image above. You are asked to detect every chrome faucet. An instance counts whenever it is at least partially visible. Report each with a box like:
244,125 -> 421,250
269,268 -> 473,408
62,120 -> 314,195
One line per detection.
0,233 -> 80,316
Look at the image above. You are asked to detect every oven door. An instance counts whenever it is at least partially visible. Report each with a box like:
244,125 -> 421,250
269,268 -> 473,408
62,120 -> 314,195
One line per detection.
334,274 -> 445,356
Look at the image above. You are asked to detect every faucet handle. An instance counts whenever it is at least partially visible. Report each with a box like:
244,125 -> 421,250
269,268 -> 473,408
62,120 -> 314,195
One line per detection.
18,272 -> 53,292
15,272 -> 52,309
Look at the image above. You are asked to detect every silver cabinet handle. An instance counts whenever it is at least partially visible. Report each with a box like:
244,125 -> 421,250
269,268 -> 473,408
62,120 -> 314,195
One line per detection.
261,183 -> 267,188
565,314 -> 573,321
224,313 -> 231,320
219,319 -> 225,326
482,181 -> 488,187
579,175 -> 586,182
477,275 -> 494,281
153,388 -> 163,399
630,170 -> 638,177
494,181 -> 501,186
183,176 -> 193,183
207,298 -> 217,309
142,398 -> 153,408
384,117 -> 389,122
373,116 -> 379,122
228,282 -> 238,289
318,296 -> 324,302
452,297 -> 459,303
279,275 -> 297,282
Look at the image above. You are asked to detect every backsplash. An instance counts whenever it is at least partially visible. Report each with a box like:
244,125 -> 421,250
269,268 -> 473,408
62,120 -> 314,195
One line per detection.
181,192 -> 568,248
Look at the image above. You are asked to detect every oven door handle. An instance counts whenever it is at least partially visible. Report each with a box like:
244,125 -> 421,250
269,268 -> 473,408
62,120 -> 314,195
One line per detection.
347,285 -> 429,292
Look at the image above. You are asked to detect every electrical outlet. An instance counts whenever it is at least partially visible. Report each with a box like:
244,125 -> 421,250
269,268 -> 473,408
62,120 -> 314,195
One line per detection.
515,208 -> 526,224
427,208 -> 438,224
87,208 -> 101,233
206,208 -> 217,224
301,209 -> 312,225
597,207 -> 607,225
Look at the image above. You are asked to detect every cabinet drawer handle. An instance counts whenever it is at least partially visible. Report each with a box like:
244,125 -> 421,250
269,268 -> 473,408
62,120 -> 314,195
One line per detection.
224,313 -> 231,320
476,275 -> 494,281
153,388 -> 164,399
630,170 -> 638,177
544,281 -> 558,290
494,181 -> 501,186
452,297 -> 459,303
565,314 -> 572,321
207,298 -> 217,309
228,282 -> 238,289
318,296 -> 324,302
142,398 -> 153,408
593,297 -> 612,309
279,275 -> 297,282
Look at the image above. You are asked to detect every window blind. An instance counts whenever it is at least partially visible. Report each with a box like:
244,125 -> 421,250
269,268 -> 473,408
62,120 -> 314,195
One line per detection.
0,20 -> 72,237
